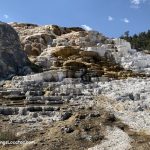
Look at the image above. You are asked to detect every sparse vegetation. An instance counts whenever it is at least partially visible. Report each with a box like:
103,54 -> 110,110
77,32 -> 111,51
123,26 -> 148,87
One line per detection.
0,129 -> 17,141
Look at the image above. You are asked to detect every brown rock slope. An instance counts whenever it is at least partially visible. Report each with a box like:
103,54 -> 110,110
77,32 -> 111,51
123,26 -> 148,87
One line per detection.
10,23 -> 86,57
37,45 -> 146,79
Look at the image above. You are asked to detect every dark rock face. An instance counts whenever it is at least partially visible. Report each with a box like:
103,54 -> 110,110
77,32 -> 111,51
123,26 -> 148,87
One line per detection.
0,22 -> 31,79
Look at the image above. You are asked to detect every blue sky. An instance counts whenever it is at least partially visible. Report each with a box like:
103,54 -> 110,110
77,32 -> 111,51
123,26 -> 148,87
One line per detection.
0,0 -> 150,37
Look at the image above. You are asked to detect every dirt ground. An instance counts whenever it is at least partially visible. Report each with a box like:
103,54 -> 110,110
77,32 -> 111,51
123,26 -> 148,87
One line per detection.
0,97 -> 150,150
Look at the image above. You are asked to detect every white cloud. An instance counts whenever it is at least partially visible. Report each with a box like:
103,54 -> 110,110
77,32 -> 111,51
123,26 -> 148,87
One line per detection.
81,25 -> 93,31
131,0 -> 141,5
3,14 -> 9,19
122,18 -> 130,23
108,16 -> 114,21
130,0 -> 147,8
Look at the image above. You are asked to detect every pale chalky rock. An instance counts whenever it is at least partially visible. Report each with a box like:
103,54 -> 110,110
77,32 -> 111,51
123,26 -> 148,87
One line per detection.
112,38 -> 150,74
52,31 -> 105,47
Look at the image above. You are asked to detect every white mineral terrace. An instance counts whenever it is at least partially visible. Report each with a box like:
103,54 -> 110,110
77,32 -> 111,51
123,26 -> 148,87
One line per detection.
112,38 -> 150,74
96,77 -> 150,133
88,126 -> 132,150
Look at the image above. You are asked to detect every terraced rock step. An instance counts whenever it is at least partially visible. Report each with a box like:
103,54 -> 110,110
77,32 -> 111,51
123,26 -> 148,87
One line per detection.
46,101 -> 64,105
2,95 -> 26,100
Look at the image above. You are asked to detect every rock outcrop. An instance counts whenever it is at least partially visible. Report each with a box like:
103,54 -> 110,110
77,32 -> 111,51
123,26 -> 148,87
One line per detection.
10,23 -> 87,58
0,22 -> 31,80
52,30 -> 105,47
50,46 -> 80,58
111,39 -> 150,74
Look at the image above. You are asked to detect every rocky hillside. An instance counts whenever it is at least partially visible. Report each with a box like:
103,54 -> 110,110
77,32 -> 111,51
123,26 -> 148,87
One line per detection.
0,22 -> 150,150
9,22 -> 148,79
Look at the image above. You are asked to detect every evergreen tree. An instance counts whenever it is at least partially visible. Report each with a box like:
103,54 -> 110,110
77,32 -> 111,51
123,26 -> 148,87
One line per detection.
120,30 -> 150,51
